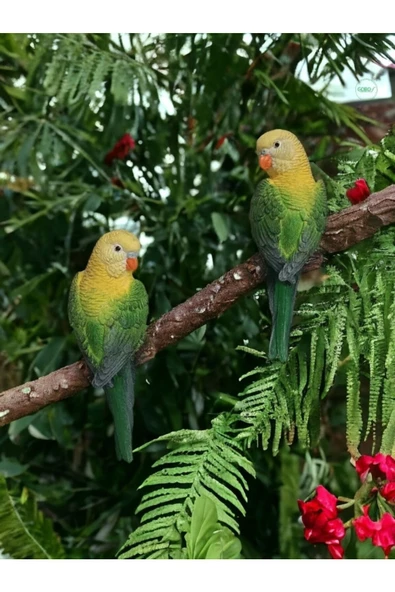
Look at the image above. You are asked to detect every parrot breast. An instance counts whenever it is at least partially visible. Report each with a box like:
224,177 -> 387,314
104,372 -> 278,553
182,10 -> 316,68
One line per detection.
79,266 -> 134,318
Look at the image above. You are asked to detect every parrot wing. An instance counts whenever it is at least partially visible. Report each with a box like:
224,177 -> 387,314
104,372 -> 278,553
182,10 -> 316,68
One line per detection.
278,180 -> 327,282
250,179 -> 327,282
90,279 -> 148,388
68,273 -> 92,365
250,179 -> 286,274
69,275 -> 149,388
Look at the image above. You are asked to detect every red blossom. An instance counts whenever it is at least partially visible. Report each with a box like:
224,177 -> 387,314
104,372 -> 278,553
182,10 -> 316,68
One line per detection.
298,485 -> 345,559
110,177 -> 125,189
354,507 -> 395,558
104,133 -> 135,166
381,482 -> 395,504
346,178 -> 371,205
355,453 -> 395,482
214,133 -> 232,150
327,542 -> 345,560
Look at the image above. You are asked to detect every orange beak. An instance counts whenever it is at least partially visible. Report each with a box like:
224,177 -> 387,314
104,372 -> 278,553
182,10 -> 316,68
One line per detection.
259,154 -> 272,171
126,257 -> 138,272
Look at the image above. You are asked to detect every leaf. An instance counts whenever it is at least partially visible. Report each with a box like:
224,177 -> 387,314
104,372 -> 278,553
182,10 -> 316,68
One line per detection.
8,415 -> 37,442
177,325 -> 207,351
186,495 -> 218,558
211,212 -> 230,243
28,410 -> 55,441
118,416 -> 254,559
185,495 -> 242,559
31,337 -> 67,377
204,529 -> 242,559
0,457 -> 29,478
10,271 -> 55,300
0,476 -> 65,559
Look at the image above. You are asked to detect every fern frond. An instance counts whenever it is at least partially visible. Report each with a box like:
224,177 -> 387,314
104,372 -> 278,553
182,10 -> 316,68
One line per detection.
381,409 -> 395,457
41,34 -> 158,109
118,416 -> 254,559
0,476 -> 65,559
237,293 -> 348,452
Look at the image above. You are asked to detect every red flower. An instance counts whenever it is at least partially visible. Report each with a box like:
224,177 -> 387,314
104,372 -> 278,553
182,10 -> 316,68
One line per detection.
381,482 -> 395,503
354,507 -> 395,558
346,178 -> 371,204
110,177 -> 125,189
214,133 -> 232,150
104,133 -> 135,166
298,485 -> 345,559
355,453 -> 395,482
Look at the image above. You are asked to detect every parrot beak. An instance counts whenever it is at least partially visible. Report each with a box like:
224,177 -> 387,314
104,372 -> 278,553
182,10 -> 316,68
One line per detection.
259,152 -> 272,171
126,251 -> 139,272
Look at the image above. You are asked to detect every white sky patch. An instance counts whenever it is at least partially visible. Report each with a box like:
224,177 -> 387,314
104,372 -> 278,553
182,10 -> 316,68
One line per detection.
164,153 -> 175,165
180,37 -> 192,56
193,174 -> 202,187
82,211 -> 107,228
259,35 -> 278,54
13,75 -> 26,88
296,36 -> 395,103
110,215 -> 140,234
159,186 -> 170,201
132,165 -> 143,179
110,33 -> 132,52
139,231 -> 154,255
158,88 -> 176,118
206,253 -> 214,270
236,48 -> 249,59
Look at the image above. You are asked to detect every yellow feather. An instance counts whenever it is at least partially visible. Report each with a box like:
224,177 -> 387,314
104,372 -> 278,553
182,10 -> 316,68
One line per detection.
78,230 -> 140,317
256,129 -> 317,208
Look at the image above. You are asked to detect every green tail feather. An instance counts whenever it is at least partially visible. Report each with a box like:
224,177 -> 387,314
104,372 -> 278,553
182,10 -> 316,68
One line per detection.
267,273 -> 297,363
105,361 -> 135,463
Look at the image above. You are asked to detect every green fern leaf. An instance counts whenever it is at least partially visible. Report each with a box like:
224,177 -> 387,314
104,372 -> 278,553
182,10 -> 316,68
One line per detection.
118,417 -> 254,559
0,476 -> 65,559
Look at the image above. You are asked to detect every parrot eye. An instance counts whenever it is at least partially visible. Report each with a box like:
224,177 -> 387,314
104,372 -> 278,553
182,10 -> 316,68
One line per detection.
114,245 -> 122,252
274,141 -> 281,148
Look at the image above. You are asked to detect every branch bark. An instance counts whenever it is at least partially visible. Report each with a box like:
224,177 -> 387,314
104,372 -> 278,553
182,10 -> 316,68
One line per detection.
1,185 -> 395,427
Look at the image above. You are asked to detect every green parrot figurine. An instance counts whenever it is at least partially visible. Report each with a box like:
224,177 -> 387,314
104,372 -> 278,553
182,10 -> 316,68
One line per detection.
250,129 -> 327,362
68,230 -> 149,462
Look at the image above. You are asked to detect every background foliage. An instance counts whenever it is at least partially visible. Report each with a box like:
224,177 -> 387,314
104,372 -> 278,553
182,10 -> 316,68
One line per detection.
1,33 -> 395,559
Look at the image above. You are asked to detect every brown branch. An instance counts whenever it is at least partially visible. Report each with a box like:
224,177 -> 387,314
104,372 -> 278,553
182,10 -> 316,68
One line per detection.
1,185 -> 395,427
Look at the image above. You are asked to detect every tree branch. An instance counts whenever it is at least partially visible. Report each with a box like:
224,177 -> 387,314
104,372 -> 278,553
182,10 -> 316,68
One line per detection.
1,185 -> 395,427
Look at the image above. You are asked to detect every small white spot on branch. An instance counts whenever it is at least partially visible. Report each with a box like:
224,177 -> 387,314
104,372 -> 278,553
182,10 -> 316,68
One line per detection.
0,409 -> 10,418
233,272 -> 242,281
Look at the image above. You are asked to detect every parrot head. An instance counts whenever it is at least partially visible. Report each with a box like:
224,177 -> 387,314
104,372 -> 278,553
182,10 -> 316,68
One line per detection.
256,129 -> 308,178
90,230 -> 141,278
